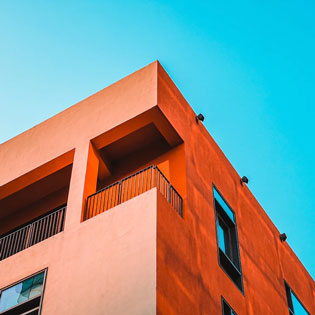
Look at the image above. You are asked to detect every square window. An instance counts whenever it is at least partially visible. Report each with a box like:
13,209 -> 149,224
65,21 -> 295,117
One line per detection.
284,281 -> 310,315
0,270 -> 47,315
213,186 -> 243,292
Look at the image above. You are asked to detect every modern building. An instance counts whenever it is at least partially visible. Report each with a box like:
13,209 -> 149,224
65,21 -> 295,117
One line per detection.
0,61 -> 314,315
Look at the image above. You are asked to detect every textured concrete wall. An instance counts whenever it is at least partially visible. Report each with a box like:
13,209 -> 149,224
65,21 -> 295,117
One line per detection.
157,63 -> 315,314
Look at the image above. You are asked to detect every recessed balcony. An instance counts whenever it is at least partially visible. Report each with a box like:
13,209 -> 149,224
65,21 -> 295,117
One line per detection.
0,151 -> 74,261
0,205 -> 66,261
84,165 -> 183,221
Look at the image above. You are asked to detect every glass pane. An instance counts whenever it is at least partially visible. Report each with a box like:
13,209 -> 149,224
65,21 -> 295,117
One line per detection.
0,272 -> 44,312
32,273 -> 44,286
0,283 -> 24,312
29,284 -> 43,299
213,188 -> 235,222
218,224 -> 226,253
218,218 -> 232,259
291,292 -> 309,315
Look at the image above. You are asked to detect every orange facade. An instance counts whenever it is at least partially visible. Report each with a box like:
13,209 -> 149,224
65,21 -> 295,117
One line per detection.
0,61 -> 314,314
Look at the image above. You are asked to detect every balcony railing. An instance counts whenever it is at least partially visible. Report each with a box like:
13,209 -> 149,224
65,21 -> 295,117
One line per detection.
0,206 -> 66,261
84,165 -> 183,221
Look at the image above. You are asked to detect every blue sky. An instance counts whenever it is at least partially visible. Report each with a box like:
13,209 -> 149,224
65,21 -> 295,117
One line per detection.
0,1 -> 314,279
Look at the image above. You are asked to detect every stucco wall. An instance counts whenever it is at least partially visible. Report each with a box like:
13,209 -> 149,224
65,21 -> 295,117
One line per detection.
0,190 -> 157,315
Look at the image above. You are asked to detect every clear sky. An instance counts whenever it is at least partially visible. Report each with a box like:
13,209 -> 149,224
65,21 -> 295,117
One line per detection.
0,1 -> 314,279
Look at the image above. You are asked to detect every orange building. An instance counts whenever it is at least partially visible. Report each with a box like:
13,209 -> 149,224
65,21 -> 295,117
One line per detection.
0,61 -> 314,315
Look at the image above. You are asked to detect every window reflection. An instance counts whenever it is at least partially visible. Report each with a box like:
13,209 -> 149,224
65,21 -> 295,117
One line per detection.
0,271 -> 44,312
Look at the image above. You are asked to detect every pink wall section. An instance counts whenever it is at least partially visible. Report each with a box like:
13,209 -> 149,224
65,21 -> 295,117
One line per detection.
0,190 -> 157,315
0,62 -> 157,186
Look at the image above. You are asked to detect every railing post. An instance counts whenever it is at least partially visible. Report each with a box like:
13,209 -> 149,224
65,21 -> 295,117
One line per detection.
26,224 -> 34,248
118,181 -> 122,205
169,184 -> 172,203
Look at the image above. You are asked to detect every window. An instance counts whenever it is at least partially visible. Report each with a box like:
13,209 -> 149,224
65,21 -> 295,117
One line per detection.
0,270 -> 47,315
285,281 -> 310,315
222,297 -> 238,315
213,186 -> 243,292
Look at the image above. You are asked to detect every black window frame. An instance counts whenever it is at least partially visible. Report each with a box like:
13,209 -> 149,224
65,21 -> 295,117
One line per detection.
284,281 -> 310,315
0,269 -> 48,315
221,297 -> 238,315
213,184 -> 244,293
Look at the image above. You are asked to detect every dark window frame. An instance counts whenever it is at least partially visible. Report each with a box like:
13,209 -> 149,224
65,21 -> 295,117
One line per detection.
213,184 -> 244,293
0,269 -> 48,315
284,280 -> 310,315
221,297 -> 238,315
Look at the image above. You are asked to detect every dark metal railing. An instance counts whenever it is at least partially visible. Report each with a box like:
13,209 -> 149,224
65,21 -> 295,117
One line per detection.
84,165 -> 183,220
0,206 -> 66,261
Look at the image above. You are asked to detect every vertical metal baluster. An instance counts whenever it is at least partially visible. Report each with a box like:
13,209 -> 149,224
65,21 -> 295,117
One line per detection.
52,211 -> 58,235
6,234 -> 12,258
26,224 -> 33,248
85,196 -> 90,220
49,211 -> 55,236
47,214 -> 53,239
169,185 -> 172,203
104,189 -> 108,213
57,209 -> 63,233
11,230 -> 18,255
107,187 -> 111,210
41,216 -> 47,241
5,235 -> 10,259
149,168 -> 152,189
9,231 -> 15,256
39,218 -> 45,243
109,185 -> 113,208
36,220 -> 41,244
87,196 -> 92,220
95,192 -> 100,215
33,221 -> 39,245
119,181 -> 123,204
4,235 -> 10,259
98,189 -> 103,214
52,210 -> 58,235
125,179 -> 128,202
116,183 -> 119,206
16,229 -> 23,253
90,195 -> 95,219
21,227 -> 28,251
35,221 -> 40,245
46,213 -> 52,238
11,232 -> 18,256
127,177 -> 130,201
133,174 -> 136,198
2,236 -> 8,259
98,189 -> 103,213
132,175 -> 135,198
96,191 -> 101,215
42,216 -> 48,241
11,231 -> 17,256
89,196 -> 93,219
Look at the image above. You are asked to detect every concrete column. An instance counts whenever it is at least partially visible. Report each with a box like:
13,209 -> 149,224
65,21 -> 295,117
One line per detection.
65,141 -> 100,230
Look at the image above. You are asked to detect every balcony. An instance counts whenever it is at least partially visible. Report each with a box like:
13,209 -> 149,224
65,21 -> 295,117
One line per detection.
84,165 -> 183,221
0,206 -> 66,261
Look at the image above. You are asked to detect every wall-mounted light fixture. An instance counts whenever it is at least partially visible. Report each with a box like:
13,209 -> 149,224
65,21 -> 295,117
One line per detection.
196,113 -> 204,123
240,176 -> 249,185
280,233 -> 287,242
